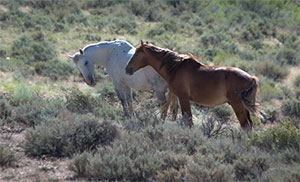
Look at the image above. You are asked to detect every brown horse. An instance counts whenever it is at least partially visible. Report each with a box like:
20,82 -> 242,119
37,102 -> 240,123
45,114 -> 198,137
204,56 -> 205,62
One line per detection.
126,41 -> 259,130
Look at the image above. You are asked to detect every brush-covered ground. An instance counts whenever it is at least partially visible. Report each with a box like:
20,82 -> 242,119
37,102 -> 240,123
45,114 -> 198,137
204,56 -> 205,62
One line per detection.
0,0 -> 300,181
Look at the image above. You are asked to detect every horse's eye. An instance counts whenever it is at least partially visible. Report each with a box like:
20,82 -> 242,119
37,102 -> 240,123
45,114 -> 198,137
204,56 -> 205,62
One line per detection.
85,61 -> 88,65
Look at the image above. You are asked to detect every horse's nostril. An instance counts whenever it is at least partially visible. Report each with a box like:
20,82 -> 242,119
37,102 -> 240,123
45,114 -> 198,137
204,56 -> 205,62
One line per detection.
126,67 -> 134,75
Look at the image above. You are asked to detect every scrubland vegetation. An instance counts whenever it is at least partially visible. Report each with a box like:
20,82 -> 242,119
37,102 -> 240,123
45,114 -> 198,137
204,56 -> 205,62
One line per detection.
0,0 -> 300,181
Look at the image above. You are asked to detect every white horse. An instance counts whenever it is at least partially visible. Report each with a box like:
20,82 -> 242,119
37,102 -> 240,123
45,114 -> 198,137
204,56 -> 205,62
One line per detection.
69,40 -> 177,118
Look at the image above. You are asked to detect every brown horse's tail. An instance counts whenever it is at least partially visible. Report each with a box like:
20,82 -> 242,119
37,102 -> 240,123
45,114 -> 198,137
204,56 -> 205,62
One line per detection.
241,76 -> 259,114
161,91 -> 178,120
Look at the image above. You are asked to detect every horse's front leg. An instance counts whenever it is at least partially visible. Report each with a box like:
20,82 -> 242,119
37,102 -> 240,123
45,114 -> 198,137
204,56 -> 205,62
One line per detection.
113,82 -> 131,118
178,97 -> 193,127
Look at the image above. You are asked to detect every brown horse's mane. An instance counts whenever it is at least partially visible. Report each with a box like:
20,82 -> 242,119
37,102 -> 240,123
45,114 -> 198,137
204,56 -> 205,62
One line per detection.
143,43 -> 202,75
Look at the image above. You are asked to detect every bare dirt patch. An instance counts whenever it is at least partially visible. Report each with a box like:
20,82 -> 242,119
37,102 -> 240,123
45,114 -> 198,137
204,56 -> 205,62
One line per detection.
18,6 -> 31,13
0,127 -> 77,182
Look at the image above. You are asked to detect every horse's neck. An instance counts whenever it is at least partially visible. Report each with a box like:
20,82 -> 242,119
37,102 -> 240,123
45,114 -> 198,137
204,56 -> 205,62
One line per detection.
146,50 -> 171,82
84,43 -> 115,67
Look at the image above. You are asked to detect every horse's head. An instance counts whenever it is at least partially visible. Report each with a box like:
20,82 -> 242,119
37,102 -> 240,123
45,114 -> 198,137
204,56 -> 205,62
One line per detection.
126,40 -> 149,75
68,49 -> 96,86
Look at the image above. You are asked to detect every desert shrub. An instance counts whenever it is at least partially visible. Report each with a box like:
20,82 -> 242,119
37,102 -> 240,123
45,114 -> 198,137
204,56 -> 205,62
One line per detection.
69,136 -> 161,181
162,18 -> 178,33
11,34 -> 57,64
65,88 -> 100,114
200,32 -> 221,48
10,83 -> 34,106
220,41 -> 237,54
276,48 -> 300,65
34,59 -> 74,80
279,149 -> 300,164
201,117 -> 228,138
122,112 -> 161,132
83,0 -> 122,9
204,48 -> 221,61
0,58 -> 33,75
23,116 -> 122,157
147,24 -> 165,38
65,87 -> 118,119
250,121 -> 300,150
241,22 -> 263,41
157,152 -> 188,174
239,50 -> 255,61
211,105 -> 233,120
0,96 -> 12,121
186,153 -> 233,182
0,145 -> 17,167
10,97 -> 61,127
281,98 -> 300,118
259,83 -> 278,102
233,154 -> 269,181
255,61 -> 288,81
97,82 -> 117,102
293,74 -> 300,88
109,16 -> 137,35
261,165 -> 300,182
250,40 -> 263,50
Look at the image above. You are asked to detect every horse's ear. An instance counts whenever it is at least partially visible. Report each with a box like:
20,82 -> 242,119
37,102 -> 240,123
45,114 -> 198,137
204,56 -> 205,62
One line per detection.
79,49 -> 83,55
140,40 -> 144,46
67,55 -> 73,61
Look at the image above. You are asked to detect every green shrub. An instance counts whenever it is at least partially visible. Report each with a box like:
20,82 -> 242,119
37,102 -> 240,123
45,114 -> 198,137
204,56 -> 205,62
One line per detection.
98,82 -> 117,102
255,61 -> 288,81
279,149 -> 300,164
201,117 -> 228,139
250,40 -> 263,50
11,34 -> 57,64
0,145 -> 17,167
233,154 -> 269,181
276,48 -> 300,65
211,105 -> 233,120
65,87 -> 117,119
0,58 -> 33,75
109,16 -> 137,35
241,22 -> 263,41
281,98 -> 300,118
34,59 -> 74,80
187,153 -> 233,182
65,88 -> 100,114
10,97 -> 61,127
259,83 -> 278,102
293,74 -> 300,88
23,116 -> 122,157
0,96 -> 12,121
250,121 -> 300,150
69,136 -> 161,181
147,25 -> 165,38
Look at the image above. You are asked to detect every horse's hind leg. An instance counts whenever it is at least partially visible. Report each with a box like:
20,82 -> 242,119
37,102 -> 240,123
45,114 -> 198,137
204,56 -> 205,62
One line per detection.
124,86 -> 135,117
154,90 -> 168,120
178,96 -> 193,127
230,101 -> 252,130
171,97 -> 178,121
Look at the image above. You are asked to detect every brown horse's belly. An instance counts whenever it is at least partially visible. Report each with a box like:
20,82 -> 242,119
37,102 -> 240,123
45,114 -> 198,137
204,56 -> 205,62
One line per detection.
190,91 -> 228,107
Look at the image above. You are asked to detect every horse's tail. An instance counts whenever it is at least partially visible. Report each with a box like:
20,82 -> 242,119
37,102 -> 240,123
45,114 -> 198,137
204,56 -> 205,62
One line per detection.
241,76 -> 259,114
161,91 -> 178,120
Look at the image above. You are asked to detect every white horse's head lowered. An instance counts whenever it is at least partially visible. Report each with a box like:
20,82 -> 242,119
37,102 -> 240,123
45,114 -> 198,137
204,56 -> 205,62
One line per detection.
68,49 -> 96,86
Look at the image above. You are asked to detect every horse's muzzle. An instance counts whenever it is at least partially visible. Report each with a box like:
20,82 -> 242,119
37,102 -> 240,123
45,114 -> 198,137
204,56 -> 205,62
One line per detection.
126,66 -> 134,75
86,75 -> 96,87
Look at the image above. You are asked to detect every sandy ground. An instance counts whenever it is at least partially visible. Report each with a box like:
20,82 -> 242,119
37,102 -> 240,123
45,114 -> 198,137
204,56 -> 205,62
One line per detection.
0,126 -> 76,182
